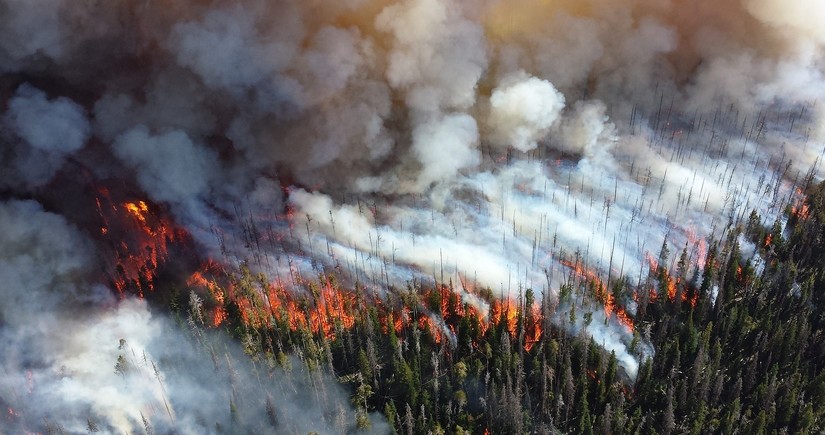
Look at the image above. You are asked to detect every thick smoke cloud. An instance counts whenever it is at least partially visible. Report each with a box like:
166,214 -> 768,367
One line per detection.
2,0 -> 824,411
488,73 -> 565,152
113,126 -> 220,221
0,200 -> 99,326
2,85 -> 90,188
0,200 -> 387,433
7,85 -> 89,154
412,113 -> 481,190
375,0 -> 487,113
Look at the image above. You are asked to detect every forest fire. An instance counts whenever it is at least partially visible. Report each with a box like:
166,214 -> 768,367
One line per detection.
559,258 -> 606,294
791,201 -> 811,221
86,173 -> 673,369
95,189 -> 187,297
686,228 -> 708,269
559,258 -> 635,332
418,315 -> 445,344
124,200 -> 150,225
4,406 -> 20,427
183,259 -> 547,351
644,253 -> 699,308
605,294 -> 634,333
186,261 -> 228,326
490,298 -> 520,337
4,0 -> 825,431
523,304 -> 544,351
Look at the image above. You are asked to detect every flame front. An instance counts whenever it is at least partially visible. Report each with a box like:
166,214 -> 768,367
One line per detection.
645,252 -> 699,308
124,200 -> 149,225
187,264 -> 546,352
560,258 -> 636,332
791,190 -> 811,221
96,190 -> 187,297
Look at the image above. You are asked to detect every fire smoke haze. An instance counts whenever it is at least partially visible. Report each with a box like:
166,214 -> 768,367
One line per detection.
1,0 -> 824,431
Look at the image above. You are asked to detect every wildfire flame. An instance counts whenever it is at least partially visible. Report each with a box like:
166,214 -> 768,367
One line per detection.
95,189 -> 186,297
490,298 -> 519,337
186,261 -> 546,351
685,227 -> 707,270
560,258 -> 635,332
791,202 -> 810,221
644,252 -> 698,308
95,193 -> 720,360
124,200 -> 149,225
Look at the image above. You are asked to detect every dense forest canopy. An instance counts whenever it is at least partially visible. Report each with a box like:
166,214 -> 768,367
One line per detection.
167,179 -> 823,434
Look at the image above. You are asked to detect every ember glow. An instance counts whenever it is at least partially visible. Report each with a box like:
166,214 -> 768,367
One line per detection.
96,192 -> 187,297
124,201 -> 149,225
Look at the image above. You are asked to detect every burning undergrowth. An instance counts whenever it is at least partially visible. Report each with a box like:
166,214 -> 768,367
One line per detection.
95,190 -> 190,297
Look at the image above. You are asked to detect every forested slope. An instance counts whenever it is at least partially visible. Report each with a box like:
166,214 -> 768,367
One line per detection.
170,183 -> 825,434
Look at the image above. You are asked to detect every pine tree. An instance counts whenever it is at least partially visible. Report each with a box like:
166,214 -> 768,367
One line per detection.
114,355 -> 129,376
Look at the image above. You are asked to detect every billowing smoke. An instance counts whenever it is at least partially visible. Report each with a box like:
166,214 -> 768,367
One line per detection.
488,73 -> 565,152
2,0 -> 824,428
2,85 -> 90,188
112,126 -> 220,222
0,200 -> 388,433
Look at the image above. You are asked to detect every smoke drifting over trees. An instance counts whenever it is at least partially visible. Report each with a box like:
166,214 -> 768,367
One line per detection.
1,0 -> 824,432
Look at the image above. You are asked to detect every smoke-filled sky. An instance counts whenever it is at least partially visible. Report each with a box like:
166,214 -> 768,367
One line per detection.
2,0 -> 825,431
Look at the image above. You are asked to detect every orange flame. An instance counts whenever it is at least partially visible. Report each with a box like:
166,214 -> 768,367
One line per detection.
96,190 -> 186,297
605,294 -> 634,333
667,277 -> 677,301
212,307 -> 228,327
393,311 -> 404,334
560,258 -> 635,332
644,251 -> 697,308
524,304 -> 543,351
794,203 -> 810,221
420,315 -> 444,344
790,189 -> 810,221
191,260 -> 549,352
124,200 -> 149,225
686,227 -> 707,269
644,252 -> 659,274
491,298 -> 519,337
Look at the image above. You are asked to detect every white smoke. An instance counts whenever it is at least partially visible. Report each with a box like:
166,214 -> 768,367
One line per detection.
0,199 -> 387,433
0,0 -> 64,70
375,0 -> 487,113
0,200 -> 99,326
488,73 -> 565,152
743,0 -> 825,45
169,3 -> 301,99
412,113 -> 481,190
